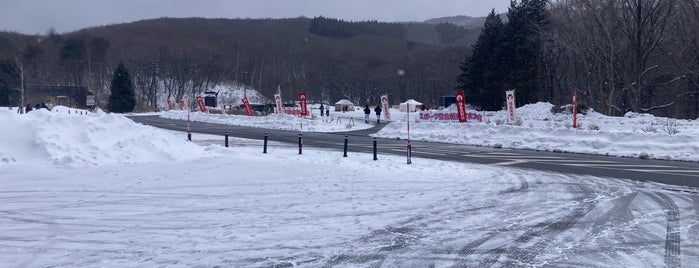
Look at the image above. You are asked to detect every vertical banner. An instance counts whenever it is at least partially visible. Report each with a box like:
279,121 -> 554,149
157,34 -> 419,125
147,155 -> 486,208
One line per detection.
381,95 -> 391,120
186,97 -> 191,111
274,94 -> 283,114
299,92 -> 308,116
196,96 -> 207,112
242,97 -> 253,116
166,98 -> 173,110
572,91 -> 577,129
506,90 -> 516,124
455,91 -> 467,123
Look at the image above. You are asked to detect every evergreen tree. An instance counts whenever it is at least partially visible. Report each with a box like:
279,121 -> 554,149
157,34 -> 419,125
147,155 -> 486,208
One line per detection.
457,10 -> 505,110
108,62 -> 135,113
500,0 -> 549,106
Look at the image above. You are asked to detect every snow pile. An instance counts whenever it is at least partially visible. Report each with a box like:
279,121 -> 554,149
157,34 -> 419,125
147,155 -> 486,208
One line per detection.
377,102 -> 699,161
0,106 -> 213,167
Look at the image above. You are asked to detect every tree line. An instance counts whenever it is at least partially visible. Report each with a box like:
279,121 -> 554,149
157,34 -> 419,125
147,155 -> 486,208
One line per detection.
0,17 -> 471,111
4,1 -> 698,118
459,0 -> 699,119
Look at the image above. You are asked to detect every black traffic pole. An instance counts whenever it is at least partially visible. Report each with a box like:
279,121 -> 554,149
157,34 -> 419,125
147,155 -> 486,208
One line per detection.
373,137 -> 378,160
225,131 -> 229,147
298,133 -> 303,154
343,135 -> 348,157
407,139 -> 412,165
263,132 -> 268,154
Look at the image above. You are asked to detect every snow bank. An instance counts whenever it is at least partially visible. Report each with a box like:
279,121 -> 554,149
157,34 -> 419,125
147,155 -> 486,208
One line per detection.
0,107 -> 213,167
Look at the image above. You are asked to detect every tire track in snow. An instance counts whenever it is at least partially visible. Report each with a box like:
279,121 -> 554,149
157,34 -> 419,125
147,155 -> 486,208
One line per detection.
549,190 -> 639,267
479,180 -> 598,267
451,175 -> 529,267
321,171 -> 514,267
646,192 -> 681,268
497,174 -> 529,195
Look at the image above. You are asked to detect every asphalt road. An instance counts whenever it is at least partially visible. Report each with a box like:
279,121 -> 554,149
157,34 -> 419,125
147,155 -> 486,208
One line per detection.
129,115 -> 699,188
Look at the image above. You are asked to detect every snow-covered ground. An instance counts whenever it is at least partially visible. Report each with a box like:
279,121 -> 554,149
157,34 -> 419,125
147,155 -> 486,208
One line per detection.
1,105 -> 698,267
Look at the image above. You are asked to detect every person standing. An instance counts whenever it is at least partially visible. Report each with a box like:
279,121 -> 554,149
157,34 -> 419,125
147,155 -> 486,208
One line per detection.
319,104 -> 324,117
374,104 -> 382,124
363,105 -> 371,124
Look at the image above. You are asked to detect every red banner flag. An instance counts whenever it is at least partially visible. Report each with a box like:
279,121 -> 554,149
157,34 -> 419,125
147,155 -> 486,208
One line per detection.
381,95 -> 391,120
274,94 -> 283,114
242,97 -> 253,116
299,92 -> 308,116
196,96 -> 207,112
506,90 -> 516,124
455,91 -> 467,123
573,91 -> 577,129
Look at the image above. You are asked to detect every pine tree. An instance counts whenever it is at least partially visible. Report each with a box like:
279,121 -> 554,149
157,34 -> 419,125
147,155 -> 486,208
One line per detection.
108,62 -> 135,113
457,10 -> 505,110
500,0 -> 549,106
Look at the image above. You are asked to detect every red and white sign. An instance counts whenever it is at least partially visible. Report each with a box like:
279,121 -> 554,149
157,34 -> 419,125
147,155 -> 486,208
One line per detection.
299,92 -> 308,116
242,97 -> 253,116
455,91 -> 467,123
274,94 -> 283,114
572,91 -> 577,129
419,111 -> 482,123
166,98 -> 173,110
380,95 -> 391,120
283,107 -> 303,115
196,96 -> 207,112
506,90 -> 516,124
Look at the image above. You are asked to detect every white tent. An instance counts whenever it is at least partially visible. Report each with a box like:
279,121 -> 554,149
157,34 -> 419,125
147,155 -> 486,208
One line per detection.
334,99 -> 355,112
399,99 -> 422,112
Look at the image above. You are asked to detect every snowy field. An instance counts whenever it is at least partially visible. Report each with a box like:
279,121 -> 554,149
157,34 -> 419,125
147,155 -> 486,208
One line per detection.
1,106 -> 698,267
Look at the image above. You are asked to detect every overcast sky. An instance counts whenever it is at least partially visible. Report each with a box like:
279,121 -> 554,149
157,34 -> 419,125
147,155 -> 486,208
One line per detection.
0,0 -> 510,35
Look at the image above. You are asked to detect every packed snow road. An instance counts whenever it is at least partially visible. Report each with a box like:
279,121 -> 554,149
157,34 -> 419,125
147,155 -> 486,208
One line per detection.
2,147 -> 698,267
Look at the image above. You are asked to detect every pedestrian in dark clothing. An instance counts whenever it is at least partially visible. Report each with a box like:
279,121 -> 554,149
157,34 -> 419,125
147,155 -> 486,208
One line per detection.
326,109 -> 329,117
25,104 -> 33,113
374,105 -> 382,124
319,104 -> 324,117
363,105 -> 371,124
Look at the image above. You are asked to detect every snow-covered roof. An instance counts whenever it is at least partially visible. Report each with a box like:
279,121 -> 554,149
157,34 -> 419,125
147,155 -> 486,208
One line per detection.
400,99 -> 422,105
335,99 -> 354,105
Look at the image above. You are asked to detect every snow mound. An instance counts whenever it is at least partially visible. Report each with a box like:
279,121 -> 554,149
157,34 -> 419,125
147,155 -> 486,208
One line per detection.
0,107 -> 213,167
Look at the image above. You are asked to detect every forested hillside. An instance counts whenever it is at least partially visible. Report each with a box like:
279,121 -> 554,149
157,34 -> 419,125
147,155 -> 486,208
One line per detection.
3,0 -> 698,119
0,16 -> 472,110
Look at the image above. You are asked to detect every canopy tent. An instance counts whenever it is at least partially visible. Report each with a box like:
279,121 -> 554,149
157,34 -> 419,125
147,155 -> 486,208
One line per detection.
399,99 -> 422,112
334,99 -> 355,112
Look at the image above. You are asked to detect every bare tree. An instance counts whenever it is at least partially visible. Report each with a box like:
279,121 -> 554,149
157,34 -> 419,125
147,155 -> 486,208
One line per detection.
619,0 -> 675,113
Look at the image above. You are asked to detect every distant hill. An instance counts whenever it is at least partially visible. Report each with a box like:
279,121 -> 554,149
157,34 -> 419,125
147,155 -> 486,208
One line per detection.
0,16 -> 478,110
424,14 -> 508,30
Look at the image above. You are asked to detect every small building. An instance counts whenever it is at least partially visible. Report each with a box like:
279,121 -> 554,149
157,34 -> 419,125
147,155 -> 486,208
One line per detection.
334,99 -> 355,112
26,85 -> 89,109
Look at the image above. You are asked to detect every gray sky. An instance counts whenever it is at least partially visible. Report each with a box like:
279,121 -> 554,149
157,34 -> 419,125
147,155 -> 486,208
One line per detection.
0,0 -> 510,35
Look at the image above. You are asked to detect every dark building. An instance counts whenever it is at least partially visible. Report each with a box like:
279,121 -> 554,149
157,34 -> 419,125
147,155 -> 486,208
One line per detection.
26,85 -> 89,109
